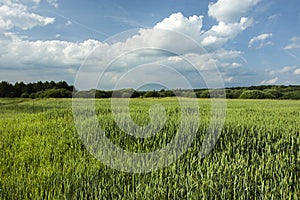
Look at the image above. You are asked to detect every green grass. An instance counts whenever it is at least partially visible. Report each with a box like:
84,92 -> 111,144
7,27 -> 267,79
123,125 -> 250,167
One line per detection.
0,98 -> 299,199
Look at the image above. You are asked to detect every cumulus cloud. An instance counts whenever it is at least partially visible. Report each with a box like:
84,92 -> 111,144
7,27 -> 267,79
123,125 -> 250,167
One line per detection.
212,49 -> 243,60
294,69 -> 300,75
29,0 -> 41,4
224,76 -> 234,83
1,12 -> 212,70
204,0 -> 260,49
208,0 -> 261,23
279,66 -> 296,73
46,0 -> 59,8
154,12 -> 204,39
264,66 -> 300,85
268,66 -> 296,75
202,17 -> 253,48
211,18 -> 253,37
0,1 -> 55,31
0,37 -> 102,67
0,6 -> 255,88
283,37 -> 300,50
261,77 -> 278,85
201,35 -> 226,47
26,0 -> 59,8
248,33 -> 273,48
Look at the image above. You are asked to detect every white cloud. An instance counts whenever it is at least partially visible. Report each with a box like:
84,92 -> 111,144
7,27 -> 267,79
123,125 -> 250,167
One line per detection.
29,0 -> 41,4
224,76 -> 234,83
220,62 -> 242,68
268,14 -> 280,21
280,66 -> 296,73
248,33 -> 273,48
261,77 -> 278,85
232,62 -> 242,68
210,18 -> 253,38
0,37 -> 102,68
294,69 -> 300,75
0,10 -> 254,88
47,0 -> 59,8
283,37 -> 300,50
22,0 -> 58,8
66,20 -> 72,26
269,66 -> 296,75
0,12 -> 223,71
154,12 -> 204,40
212,49 -> 243,60
265,66 -> 300,85
202,17 -> 253,48
201,35 -> 225,47
0,2 -> 55,31
208,0 -> 261,23
168,56 -> 183,62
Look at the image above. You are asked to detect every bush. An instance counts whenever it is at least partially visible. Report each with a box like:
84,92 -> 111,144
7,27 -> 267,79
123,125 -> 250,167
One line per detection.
196,90 -> 210,98
37,88 -> 72,98
226,89 -> 243,99
240,90 -> 275,99
160,90 -> 175,97
264,89 -> 283,98
21,92 -> 29,98
281,91 -> 300,100
29,93 -> 37,99
144,90 -> 160,98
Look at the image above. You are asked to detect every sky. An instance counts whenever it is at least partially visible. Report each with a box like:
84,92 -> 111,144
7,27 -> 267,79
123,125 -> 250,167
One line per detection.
0,0 -> 300,89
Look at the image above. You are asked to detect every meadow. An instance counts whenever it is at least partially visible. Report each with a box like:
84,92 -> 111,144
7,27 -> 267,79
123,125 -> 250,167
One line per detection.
0,98 -> 299,199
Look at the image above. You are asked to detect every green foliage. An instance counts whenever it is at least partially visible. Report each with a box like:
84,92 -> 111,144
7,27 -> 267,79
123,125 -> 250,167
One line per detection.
1,81 -> 300,99
264,89 -> 283,98
29,93 -> 36,99
0,81 -> 14,98
240,90 -> 275,99
36,88 -> 72,98
0,81 -> 73,98
281,91 -> 300,100
196,90 -> 210,98
160,90 -> 175,97
20,92 -> 29,98
95,90 -> 112,98
0,98 -> 299,199
144,90 -> 160,98
226,89 -> 243,99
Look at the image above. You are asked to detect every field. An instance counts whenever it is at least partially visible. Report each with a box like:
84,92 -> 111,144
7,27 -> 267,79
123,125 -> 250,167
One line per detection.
0,98 -> 299,199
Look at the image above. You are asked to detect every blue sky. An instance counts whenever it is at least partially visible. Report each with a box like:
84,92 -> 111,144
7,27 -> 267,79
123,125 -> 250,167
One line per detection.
0,0 -> 300,89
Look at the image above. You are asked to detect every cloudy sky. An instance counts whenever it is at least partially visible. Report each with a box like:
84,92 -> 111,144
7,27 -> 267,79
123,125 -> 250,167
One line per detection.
1,0 -> 300,89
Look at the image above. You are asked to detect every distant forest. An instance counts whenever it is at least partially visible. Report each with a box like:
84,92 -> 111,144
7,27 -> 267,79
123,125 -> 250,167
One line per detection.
1,81 -> 300,99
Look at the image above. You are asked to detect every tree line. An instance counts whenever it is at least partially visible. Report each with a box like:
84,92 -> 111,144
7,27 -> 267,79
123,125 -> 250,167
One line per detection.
0,81 -> 73,98
1,81 -> 300,99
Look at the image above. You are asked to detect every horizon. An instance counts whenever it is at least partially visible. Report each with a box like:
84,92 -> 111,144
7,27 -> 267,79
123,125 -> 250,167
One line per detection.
2,79 -> 300,92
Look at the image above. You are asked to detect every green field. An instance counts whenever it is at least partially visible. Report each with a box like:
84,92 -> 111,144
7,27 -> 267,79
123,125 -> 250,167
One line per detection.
0,98 -> 299,199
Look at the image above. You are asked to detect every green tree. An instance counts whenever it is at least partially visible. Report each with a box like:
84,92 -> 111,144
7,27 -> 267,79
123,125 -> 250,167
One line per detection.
240,90 -> 275,99
144,90 -> 160,98
0,81 -> 14,97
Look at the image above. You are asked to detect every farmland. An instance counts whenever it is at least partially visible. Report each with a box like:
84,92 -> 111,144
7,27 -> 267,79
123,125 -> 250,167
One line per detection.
0,98 -> 299,199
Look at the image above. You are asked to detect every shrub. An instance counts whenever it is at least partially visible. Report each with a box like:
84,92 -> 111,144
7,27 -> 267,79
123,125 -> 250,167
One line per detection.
196,90 -> 210,98
21,92 -> 29,98
37,88 -> 72,98
281,91 -> 300,100
264,89 -> 283,98
240,90 -> 275,99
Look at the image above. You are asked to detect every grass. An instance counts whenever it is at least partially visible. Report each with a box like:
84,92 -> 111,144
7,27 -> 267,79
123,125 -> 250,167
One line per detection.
0,98 -> 299,199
